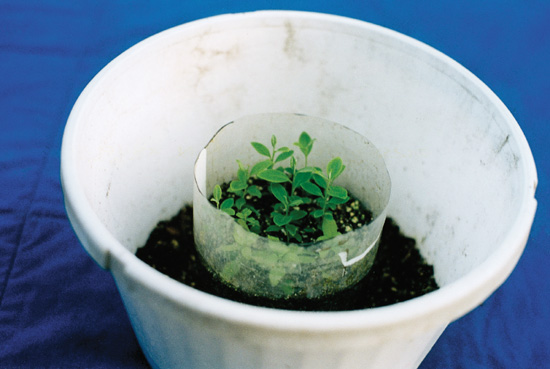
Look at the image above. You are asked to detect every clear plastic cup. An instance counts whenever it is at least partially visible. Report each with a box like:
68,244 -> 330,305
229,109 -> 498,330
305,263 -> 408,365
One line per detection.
193,113 -> 391,299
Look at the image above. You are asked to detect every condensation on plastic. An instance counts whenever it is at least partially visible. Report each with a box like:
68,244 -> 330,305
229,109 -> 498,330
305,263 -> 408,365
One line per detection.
193,113 -> 391,299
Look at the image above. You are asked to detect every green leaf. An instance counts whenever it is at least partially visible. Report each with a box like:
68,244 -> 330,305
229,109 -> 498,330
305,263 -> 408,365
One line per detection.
338,164 -> 346,178
235,197 -> 246,210
288,196 -> 304,207
229,180 -> 247,192
289,156 -> 296,171
212,184 -> 222,202
313,173 -> 328,189
295,131 -> 313,152
311,209 -> 324,218
294,132 -> 315,164
290,209 -> 307,221
269,183 -> 289,205
301,181 -> 323,197
271,135 -> 277,148
246,185 -> 262,198
237,208 -> 252,218
248,218 -> 260,227
275,150 -> 294,163
258,169 -> 291,183
250,160 -> 272,176
237,166 -> 248,183
300,131 -> 312,146
251,142 -> 271,157
220,199 -> 235,216
327,157 -> 345,180
220,198 -> 234,210
236,159 -> 247,171
292,171 -> 312,190
294,233 -> 303,243
273,213 -> 293,226
327,185 -> 348,199
316,197 -> 326,209
285,223 -> 298,237
222,208 -> 235,216
266,225 -> 281,233
323,212 -> 334,220
249,206 -> 260,217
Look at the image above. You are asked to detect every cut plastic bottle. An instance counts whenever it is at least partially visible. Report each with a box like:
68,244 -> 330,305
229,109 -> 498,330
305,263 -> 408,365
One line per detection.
193,113 -> 391,299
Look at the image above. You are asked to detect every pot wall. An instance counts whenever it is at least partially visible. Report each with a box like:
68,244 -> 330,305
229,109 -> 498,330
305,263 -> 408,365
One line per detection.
111,257 -> 446,369
62,11 -> 537,369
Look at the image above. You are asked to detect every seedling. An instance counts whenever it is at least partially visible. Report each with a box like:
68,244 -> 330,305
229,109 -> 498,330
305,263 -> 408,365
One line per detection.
211,131 -> 356,243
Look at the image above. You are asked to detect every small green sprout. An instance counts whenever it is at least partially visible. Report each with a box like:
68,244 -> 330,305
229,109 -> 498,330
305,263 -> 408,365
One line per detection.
212,185 -> 237,216
211,184 -> 222,208
294,131 -> 315,167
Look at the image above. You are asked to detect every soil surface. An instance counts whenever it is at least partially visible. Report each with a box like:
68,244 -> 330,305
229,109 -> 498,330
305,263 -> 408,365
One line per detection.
136,205 -> 439,311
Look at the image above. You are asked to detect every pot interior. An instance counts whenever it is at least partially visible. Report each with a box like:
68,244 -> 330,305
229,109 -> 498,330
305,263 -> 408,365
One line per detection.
69,12 -> 534,290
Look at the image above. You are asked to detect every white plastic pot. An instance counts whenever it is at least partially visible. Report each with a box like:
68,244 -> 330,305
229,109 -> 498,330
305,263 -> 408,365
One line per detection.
61,11 -> 537,369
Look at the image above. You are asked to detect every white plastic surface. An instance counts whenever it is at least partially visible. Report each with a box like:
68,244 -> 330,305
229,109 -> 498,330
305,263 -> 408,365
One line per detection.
61,11 -> 537,369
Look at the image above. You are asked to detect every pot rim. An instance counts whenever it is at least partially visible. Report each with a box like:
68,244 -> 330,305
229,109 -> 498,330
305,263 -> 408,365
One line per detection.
60,10 -> 538,334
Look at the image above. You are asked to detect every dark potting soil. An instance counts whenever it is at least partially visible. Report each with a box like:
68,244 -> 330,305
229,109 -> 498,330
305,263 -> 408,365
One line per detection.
136,205 -> 439,311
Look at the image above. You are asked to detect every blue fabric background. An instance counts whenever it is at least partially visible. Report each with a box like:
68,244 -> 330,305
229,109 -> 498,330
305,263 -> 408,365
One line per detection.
1,1 -> 548,368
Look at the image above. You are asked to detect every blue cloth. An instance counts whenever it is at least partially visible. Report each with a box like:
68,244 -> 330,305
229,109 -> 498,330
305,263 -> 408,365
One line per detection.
1,1 -> 548,368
